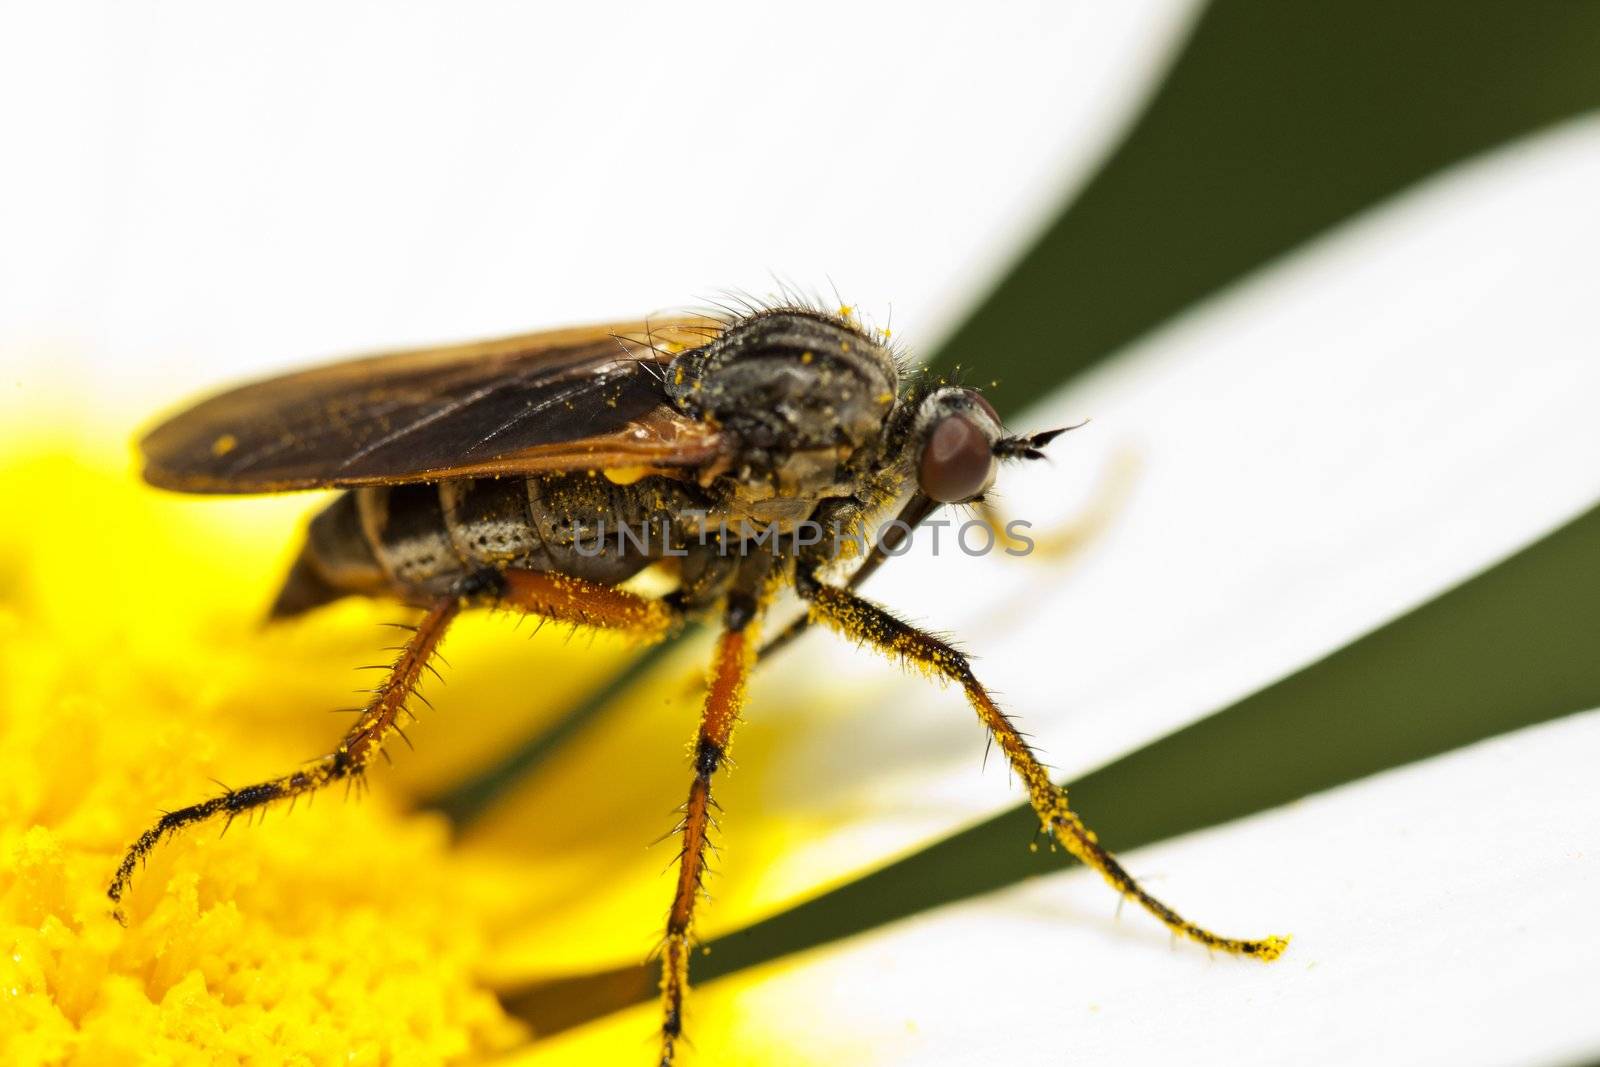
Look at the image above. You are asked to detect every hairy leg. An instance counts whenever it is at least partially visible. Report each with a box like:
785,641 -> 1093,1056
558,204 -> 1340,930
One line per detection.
658,617 -> 758,1065
799,576 -> 1288,960
108,569 -> 680,922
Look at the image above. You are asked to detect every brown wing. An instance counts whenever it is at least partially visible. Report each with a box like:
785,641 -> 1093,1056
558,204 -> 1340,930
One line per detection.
140,318 -> 730,493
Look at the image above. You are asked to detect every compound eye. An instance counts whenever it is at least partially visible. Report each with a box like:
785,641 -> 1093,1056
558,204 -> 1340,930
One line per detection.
918,414 -> 996,503
966,389 -> 1000,423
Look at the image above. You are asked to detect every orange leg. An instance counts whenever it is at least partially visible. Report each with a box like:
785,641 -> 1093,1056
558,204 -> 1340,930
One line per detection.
498,569 -> 678,638
659,624 -> 756,1066
108,595 -> 459,921
800,578 -> 1288,961
108,569 -> 679,922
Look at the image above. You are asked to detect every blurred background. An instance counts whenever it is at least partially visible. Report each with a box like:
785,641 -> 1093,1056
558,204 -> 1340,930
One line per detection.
2,3 -> 1598,1066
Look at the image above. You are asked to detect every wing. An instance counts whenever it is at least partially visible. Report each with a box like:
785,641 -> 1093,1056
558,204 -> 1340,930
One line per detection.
140,318 -> 730,493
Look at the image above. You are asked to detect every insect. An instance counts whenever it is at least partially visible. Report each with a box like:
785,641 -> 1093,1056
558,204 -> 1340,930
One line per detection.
110,303 -> 1287,1064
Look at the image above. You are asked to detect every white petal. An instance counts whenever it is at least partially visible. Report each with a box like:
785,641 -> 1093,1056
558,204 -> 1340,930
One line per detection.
713,709 -> 1600,1066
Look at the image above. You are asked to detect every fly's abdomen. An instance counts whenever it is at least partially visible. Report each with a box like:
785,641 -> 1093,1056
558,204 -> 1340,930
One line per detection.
269,472 -> 705,618
443,473 -> 659,584
269,483 -> 469,617
357,483 -> 464,597
439,476 -> 546,568
268,490 -> 389,618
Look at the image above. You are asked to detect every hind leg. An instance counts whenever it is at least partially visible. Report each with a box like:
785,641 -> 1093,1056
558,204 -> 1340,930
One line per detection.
108,569 -> 681,921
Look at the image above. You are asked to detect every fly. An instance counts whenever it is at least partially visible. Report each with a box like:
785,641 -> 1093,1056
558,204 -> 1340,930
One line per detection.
111,303 -> 1288,1065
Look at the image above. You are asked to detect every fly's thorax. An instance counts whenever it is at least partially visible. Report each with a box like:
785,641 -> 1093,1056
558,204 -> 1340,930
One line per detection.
684,492 -> 821,538
667,309 -> 899,503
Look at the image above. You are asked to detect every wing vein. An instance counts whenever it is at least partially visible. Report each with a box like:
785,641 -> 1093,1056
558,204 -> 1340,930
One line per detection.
333,381 -> 510,472
459,369 -> 625,457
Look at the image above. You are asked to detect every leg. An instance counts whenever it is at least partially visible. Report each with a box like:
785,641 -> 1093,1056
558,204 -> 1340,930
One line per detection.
799,576 -> 1288,960
756,492 -> 941,663
108,569 -> 679,921
658,616 -> 758,1065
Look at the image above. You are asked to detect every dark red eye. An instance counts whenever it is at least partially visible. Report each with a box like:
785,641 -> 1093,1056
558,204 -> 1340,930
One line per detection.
967,390 -> 1000,423
918,414 -> 996,503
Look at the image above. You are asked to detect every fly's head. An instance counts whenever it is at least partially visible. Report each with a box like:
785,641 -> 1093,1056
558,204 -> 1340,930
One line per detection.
904,386 -> 1073,504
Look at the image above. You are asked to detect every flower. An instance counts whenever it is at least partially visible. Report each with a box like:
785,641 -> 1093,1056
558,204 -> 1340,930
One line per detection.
0,453 -> 527,1063
5,5 -> 1600,1064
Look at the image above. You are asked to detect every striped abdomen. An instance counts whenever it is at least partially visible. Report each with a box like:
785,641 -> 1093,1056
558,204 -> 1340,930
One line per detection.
269,473 -> 705,618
